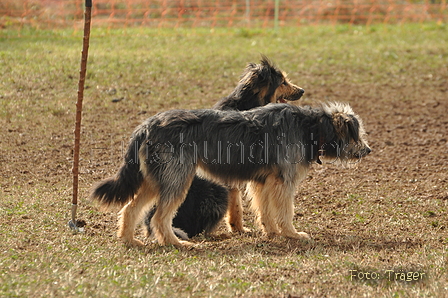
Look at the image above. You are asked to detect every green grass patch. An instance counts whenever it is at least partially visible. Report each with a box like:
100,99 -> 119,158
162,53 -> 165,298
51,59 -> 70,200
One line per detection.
0,23 -> 447,297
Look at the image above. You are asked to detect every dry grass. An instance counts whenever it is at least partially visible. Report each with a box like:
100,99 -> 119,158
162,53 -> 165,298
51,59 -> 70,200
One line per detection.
1,24 -> 447,297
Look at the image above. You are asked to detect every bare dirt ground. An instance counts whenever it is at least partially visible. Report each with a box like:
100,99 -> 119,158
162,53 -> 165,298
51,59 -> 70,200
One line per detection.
1,48 -> 447,295
3,71 -> 446,241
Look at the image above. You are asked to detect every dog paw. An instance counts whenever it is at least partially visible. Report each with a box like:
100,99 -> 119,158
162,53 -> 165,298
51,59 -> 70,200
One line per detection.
296,232 -> 311,240
241,227 -> 252,233
208,233 -> 232,240
230,226 -> 252,234
266,231 -> 281,239
123,238 -> 145,247
177,240 -> 199,250
282,231 -> 311,241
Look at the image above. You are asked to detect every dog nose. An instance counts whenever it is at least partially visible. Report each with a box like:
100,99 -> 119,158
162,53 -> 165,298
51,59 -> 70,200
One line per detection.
299,88 -> 305,95
365,147 -> 372,155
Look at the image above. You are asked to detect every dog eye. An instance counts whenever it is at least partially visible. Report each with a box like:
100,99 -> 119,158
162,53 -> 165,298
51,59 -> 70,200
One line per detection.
282,81 -> 287,85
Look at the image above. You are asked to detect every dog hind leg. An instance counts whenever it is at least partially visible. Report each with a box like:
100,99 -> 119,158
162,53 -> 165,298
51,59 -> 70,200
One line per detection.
150,173 -> 195,248
118,180 -> 157,246
150,195 -> 194,247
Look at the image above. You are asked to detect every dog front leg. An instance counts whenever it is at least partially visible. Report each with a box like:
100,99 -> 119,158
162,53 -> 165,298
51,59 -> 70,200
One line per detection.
247,181 -> 280,237
226,188 -> 247,233
275,187 -> 310,241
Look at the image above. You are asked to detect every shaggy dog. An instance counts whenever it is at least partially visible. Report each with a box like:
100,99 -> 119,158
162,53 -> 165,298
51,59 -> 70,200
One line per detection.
91,102 -> 371,247
144,176 -> 229,239
144,57 -> 304,239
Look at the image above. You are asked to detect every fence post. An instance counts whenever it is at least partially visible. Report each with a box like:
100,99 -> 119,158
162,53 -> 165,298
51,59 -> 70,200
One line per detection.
246,0 -> 250,25
274,0 -> 280,31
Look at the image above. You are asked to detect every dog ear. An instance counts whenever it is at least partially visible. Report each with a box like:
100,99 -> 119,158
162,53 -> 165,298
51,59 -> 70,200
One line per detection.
243,62 -> 258,79
245,63 -> 267,92
260,55 -> 273,68
240,63 -> 259,87
332,113 -> 359,143
259,56 -> 279,83
347,115 -> 360,143
257,63 -> 271,84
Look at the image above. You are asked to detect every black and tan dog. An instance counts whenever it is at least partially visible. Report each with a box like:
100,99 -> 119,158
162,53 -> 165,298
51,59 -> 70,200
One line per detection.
144,176 -> 229,240
91,102 -> 371,247
143,57 -> 304,239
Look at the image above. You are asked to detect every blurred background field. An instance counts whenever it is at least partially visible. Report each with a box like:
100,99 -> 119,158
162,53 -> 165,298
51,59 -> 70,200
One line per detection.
1,0 -> 447,31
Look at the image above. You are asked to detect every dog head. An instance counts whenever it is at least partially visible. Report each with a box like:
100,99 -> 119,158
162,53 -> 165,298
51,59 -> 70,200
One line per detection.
318,103 -> 371,165
240,56 -> 305,106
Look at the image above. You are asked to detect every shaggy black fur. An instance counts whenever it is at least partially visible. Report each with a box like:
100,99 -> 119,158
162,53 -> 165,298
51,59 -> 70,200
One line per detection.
144,57 -> 304,239
91,102 -> 370,247
92,57 -> 305,240
144,177 -> 228,240
91,130 -> 145,206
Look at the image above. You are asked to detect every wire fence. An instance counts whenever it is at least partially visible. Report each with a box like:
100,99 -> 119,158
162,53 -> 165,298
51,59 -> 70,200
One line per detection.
1,0 -> 447,30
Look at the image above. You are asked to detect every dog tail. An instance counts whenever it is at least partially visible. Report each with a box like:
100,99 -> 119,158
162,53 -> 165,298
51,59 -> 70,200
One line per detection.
90,127 -> 146,208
